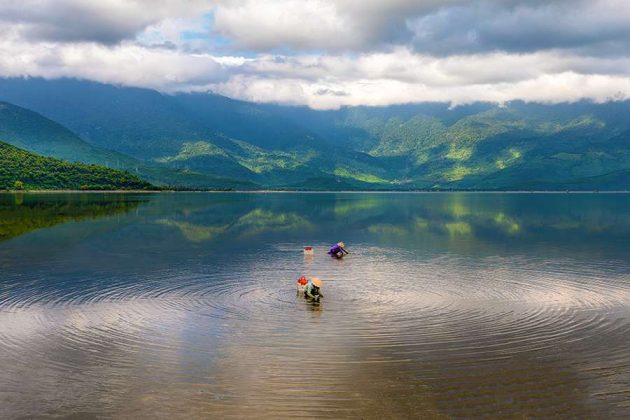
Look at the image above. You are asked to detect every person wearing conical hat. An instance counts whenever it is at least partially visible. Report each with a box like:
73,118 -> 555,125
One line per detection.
304,277 -> 324,302
327,241 -> 349,259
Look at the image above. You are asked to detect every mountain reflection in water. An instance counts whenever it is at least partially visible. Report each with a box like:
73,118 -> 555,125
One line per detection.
0,192 -> 629,418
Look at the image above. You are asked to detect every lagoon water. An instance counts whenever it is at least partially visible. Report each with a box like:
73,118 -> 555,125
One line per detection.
1,192 -> 629,418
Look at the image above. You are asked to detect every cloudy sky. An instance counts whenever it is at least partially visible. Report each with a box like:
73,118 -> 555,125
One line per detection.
1,0 -> 630,109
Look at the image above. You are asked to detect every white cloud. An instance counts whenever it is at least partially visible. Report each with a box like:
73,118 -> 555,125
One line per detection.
0,0 -> 214,44
0,31 -> 228,89
213,70 -> 630,110
210,0 -> 630,55
1,0 -> 630,109
205,49 -> 630,108
407,0 -> 630,55
211,0 -> 463,51
212,0 -> 355,50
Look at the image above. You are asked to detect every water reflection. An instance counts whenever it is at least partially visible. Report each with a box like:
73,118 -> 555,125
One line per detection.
0,192 -> 146,242
0,192 -> 629,418
157,208 -> 313,243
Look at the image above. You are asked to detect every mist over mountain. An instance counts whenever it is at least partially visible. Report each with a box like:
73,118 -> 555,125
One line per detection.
1,77 -> 630,190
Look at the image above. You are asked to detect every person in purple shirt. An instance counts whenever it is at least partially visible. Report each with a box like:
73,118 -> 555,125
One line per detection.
328,241 -> 349,259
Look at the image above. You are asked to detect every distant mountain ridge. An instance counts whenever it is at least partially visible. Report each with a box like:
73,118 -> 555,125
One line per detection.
1,77 -> 630,190
0,101 -> 258,189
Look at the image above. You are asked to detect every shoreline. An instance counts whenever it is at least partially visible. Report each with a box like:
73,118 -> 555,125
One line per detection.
2,189 -> 630,194
0,189 -> 162,194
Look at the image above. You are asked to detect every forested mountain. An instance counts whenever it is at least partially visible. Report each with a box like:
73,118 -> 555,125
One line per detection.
0,141 -> 153,190
1,77 -> 630,190
0,79 -> 387,188
0,101 -> 258,189
1,100 -> 120,163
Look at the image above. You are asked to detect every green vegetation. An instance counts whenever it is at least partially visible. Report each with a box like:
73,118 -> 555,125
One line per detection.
332,167 -> 389,184
0,101 -> 258,190
157,141 -> 228,162
323,104 -> 630,190
229,140 -> 317,174
0,100 -> 162,181
2,78 -> 630,190
0,141 -> 154,190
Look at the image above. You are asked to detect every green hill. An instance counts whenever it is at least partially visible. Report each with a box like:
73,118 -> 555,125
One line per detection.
0,100 -> 259,189
0,141 -> 154,190
0,100 -> 125,164
0,80 -> 380,187
2,78 -> 630,190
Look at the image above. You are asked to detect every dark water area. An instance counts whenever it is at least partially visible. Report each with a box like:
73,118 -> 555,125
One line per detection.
0,192 -> 629,418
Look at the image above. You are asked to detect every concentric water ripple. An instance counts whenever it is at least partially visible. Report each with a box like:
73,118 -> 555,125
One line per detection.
1,192 -> 630,418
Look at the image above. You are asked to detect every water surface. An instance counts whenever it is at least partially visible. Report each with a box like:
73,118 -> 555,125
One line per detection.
1,192 -> 629,418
